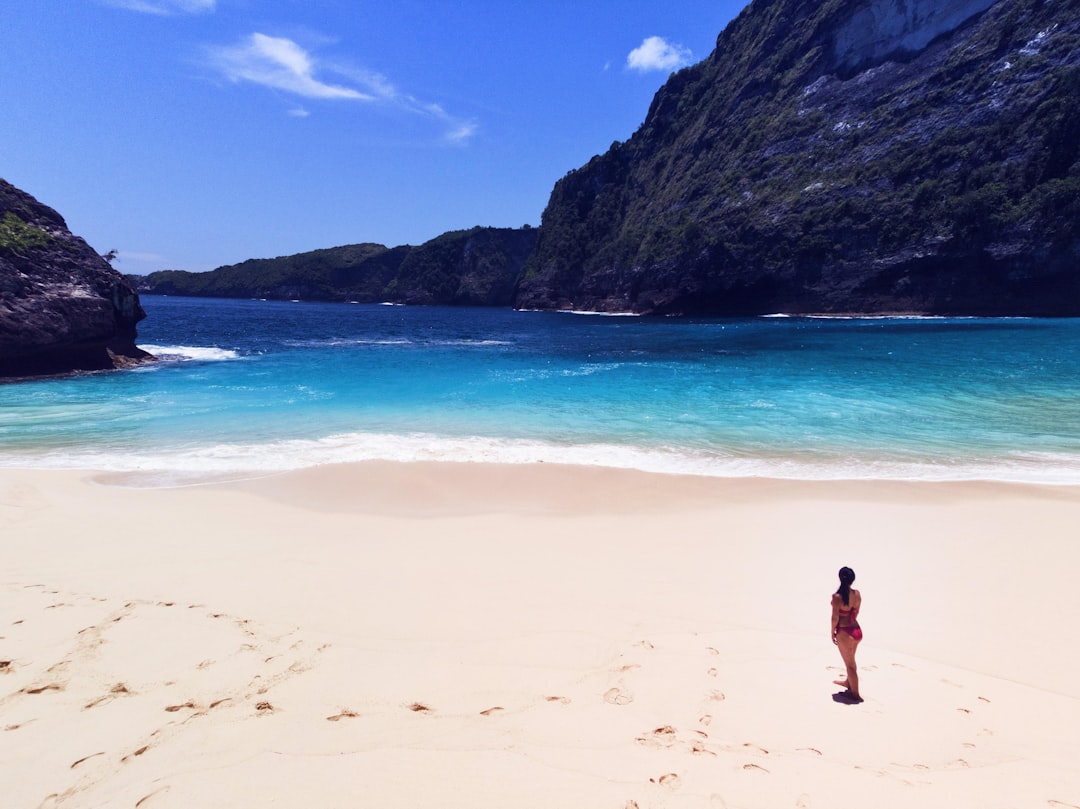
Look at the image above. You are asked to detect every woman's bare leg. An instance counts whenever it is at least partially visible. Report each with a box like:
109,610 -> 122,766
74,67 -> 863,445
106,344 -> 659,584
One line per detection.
836,634 -> 861,700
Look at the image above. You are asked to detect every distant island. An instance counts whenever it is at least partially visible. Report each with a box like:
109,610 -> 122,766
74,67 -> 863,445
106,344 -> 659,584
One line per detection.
131,227 -> 537,307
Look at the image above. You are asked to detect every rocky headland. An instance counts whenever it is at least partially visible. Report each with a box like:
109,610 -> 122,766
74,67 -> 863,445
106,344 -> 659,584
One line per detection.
0,179 -> 151,379
517,0 -> 1080,314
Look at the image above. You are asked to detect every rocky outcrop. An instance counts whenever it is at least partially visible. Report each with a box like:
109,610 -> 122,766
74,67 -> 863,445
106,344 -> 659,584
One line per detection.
1,179 -> 151,378
517,0 -> 1080,315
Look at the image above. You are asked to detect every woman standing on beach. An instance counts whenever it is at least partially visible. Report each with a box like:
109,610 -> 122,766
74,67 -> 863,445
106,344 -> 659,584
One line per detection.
831,566 -> 863,702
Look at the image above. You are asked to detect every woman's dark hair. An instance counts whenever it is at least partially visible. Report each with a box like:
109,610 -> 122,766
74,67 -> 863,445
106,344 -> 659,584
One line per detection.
836,566 -> 856,606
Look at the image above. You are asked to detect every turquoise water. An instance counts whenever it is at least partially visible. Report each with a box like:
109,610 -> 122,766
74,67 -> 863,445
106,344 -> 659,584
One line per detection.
3,295 -> 1080,484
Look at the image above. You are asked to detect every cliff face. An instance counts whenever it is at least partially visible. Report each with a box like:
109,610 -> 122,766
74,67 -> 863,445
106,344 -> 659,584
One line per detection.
830,0 -> 998,73
0,179 -> 150,378
135,227 -> 538,307
518,0 -> 1080,315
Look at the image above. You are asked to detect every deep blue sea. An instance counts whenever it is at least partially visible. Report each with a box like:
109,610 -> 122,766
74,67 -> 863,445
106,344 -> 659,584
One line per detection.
3,295 -> 1080,485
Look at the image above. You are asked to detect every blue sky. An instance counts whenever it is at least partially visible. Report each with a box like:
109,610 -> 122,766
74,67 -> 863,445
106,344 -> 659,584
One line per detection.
2,0 -> 747,274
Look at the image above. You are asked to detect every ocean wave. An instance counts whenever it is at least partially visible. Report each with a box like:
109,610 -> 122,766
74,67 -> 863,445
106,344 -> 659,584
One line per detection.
138,344 -> 242,362
760,313 -> 952,320
558,309 -> 642,317
7,431 -> 1080,487
283,338 -> 512,349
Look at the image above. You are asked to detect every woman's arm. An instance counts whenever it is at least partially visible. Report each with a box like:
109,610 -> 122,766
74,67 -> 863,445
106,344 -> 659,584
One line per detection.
830,593 -> 840,644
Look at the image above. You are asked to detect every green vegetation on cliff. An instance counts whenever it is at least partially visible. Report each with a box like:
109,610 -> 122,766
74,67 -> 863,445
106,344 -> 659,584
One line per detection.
0,211 -> 52,254
518,0 -> 1080,315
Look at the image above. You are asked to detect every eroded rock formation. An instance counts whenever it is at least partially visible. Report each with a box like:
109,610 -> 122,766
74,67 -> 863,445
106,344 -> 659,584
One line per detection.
1,179 -> 151,378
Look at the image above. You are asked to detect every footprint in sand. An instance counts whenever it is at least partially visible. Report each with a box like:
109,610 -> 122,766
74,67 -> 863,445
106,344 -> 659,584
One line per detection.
698,713 -> 713,727
84,683 -> 132,709
406,702 -> 433,713
706,690 -> 726,702
742,763 -> 769,773
121,745 -> 150,763
649,773 -> 681,787
480,706 -> 504,716
70,752 -> 105,769
326,709 -> 359,721
707,667 -> 718,678
544,695 -> 571,704
22,683 -> 63,695
604,687 -> 634,706
135,786 -> 171,808
636,725 -> 677,748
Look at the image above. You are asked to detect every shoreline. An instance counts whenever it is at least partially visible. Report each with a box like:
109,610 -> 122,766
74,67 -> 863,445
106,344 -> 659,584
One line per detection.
3,463 -> 1079,807
9,440 -> 1080,488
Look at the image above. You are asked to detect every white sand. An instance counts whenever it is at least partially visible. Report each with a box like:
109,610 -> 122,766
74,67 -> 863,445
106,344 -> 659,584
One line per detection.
2,463 -> 1079,808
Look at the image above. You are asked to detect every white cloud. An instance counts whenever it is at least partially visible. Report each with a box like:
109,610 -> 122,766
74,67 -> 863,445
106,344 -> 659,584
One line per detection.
204,32 -> 478,143
207,33 -> 373,100
444,121 -> 478,145
626,36 -> 692,73
103,0 -> 214,14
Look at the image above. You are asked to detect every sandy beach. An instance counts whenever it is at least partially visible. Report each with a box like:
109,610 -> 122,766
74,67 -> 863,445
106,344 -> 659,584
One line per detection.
2,463 -> 1079,808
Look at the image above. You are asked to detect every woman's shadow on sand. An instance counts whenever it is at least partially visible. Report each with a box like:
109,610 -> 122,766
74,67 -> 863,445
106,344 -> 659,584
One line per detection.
832,690 -> 864,705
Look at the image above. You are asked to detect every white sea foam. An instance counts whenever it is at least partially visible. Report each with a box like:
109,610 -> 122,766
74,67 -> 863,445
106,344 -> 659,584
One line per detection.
559,309 -> 642,317
761,313 -> 957,321
139,344 -> 241,362
7,431 -> 1080,488
283,338 -> 512,349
